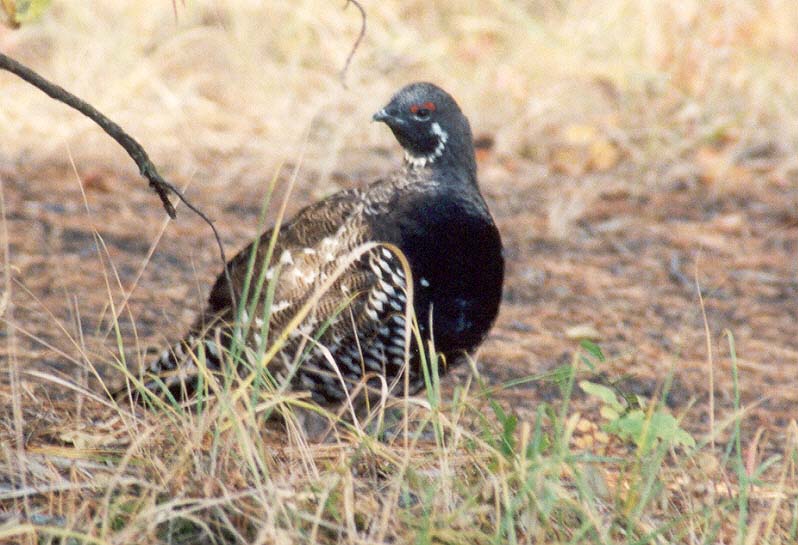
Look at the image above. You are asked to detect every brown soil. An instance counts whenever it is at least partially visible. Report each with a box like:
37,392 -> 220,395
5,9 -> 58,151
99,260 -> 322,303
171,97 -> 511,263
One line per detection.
1,144 -> 797,442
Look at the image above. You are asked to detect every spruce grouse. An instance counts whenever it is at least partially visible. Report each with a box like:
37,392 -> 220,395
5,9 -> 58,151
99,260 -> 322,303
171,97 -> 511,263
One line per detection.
122,82 -> 504,406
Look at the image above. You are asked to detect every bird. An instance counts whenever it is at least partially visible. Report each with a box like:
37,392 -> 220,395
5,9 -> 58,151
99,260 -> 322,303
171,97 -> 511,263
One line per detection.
119,82 -> 504,408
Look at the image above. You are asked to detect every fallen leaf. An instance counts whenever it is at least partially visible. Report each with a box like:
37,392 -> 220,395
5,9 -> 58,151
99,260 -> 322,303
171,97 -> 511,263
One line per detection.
562,124 -> 599,145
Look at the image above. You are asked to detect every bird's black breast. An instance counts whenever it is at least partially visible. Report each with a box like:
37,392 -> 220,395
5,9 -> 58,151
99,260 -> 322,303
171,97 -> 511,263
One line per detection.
369,186 -> 504,356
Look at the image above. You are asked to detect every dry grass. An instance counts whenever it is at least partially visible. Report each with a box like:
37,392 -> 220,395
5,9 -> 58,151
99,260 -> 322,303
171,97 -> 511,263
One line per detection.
2,0 -> 798,543
3,1 -> 797,184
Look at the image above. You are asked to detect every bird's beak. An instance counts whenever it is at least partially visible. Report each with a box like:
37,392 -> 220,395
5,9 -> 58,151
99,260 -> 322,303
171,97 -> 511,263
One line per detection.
372,108 -> 390,123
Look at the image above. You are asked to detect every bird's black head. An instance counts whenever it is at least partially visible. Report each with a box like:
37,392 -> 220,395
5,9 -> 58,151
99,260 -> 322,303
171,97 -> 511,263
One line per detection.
373,82 -> 476,175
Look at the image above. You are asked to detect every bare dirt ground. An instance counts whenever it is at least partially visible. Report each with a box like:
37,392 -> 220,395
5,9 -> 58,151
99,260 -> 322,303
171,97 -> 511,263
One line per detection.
2,131 -> 796,445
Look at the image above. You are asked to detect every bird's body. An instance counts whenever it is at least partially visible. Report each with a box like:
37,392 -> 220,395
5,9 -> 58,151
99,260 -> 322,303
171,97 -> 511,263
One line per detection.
124,82 -> 504,406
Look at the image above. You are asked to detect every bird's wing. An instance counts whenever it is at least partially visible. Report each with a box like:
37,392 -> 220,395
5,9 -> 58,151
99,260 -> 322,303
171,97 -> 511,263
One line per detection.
195,180 -> 410,357
200,186 -> 366,321
129,177 -> 420,403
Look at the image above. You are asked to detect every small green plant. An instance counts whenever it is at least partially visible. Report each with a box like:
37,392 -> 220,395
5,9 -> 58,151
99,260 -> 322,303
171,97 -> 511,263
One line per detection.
1,0 -> 52,26
579,380 -> 695,451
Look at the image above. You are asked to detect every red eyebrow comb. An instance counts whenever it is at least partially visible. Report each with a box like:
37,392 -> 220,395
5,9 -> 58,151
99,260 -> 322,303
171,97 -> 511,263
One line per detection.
410,101 -> 436,114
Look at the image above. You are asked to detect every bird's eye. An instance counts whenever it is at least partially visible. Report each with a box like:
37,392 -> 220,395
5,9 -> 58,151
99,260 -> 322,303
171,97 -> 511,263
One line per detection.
415,108 -> 430,119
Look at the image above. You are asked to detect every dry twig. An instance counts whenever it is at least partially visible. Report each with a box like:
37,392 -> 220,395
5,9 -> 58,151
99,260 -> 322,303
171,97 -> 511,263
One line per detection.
339,0 -> 366,88
0,52 -> 234,303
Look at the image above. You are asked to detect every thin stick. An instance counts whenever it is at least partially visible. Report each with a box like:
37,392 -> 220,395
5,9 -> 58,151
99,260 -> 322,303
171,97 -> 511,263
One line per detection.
0,52 -> 234,304
339,0 -> 366,88
695,259 -> 714,449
